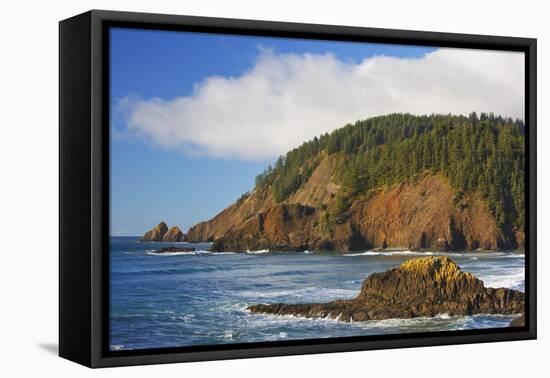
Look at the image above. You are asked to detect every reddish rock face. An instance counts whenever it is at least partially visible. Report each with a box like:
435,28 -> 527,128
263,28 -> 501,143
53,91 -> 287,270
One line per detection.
348,173 -> 513,251
248,256 -> 525,321
187,160 -> 523,252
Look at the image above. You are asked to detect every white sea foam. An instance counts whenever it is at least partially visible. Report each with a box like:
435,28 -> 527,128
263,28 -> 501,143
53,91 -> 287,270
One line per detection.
223,330 -> 234,339
250,311 -> 511,332
342,251 -> 380,256
342,250 -> 525,259
502,253 -> 525,259
249,311 -> 467,331
110,344 -> 125,351
382,250 -> 435,256
246,249 -> 270,254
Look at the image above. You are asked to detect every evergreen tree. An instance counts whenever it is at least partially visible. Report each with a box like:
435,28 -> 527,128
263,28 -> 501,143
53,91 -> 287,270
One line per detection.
254,113 -> 525,230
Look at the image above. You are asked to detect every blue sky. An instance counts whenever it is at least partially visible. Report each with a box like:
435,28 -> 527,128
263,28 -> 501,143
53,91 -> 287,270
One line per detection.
110,28 -> 435,236
110,28 -> 522,236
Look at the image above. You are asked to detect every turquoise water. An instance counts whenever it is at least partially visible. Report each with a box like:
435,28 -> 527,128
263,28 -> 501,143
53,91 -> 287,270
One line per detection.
109,237 -> 525,351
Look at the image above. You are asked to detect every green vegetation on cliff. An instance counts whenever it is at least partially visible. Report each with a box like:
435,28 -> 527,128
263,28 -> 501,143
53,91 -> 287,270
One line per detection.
255,113 -> 525,230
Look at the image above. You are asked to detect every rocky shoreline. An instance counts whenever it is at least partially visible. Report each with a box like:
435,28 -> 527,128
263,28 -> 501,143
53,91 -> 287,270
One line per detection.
248,256 -> 524,322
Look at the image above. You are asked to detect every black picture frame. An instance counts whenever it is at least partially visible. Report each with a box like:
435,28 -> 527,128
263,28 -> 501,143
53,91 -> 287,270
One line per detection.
59,9 -> 537,368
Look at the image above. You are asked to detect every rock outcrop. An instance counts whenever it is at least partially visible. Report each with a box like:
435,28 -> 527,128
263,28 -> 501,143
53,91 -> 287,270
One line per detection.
190,168 -> 522,251
248,256 -> 525,321
187,185 -> 277,242
141,222 -> 185,242
141,222 -> 169,242
162,226 -> 185,242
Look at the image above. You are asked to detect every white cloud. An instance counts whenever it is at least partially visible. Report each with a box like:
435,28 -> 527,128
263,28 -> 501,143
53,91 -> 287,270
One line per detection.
120,47 -> 524,161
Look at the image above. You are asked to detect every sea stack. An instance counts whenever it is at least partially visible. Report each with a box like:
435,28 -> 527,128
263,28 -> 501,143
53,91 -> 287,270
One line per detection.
162,226 -> 185,242
248,256 -> 525,321
141,222 -> 186,242
141,222 -> 169,242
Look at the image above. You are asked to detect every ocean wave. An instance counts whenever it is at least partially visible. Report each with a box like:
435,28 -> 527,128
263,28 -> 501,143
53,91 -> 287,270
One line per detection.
350,313 -> 456,328
146,250 -> 212,256
341,250 -> 525,259
501,253 -> 525,259
238,287 -> 357,301
247,311 -> 462,331
383,250 -> 436,256
342,250 -> 435,257
478,266 -> 525,291
249,311 -> 515,333
342,251 -> 380,256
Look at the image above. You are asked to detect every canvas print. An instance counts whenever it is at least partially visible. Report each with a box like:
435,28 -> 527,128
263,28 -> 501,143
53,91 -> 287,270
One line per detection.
109,28 -> 526,352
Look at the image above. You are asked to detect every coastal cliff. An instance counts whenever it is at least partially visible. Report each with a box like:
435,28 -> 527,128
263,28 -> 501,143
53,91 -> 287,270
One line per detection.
248,256 -> 525,321
190,171 -> 522,252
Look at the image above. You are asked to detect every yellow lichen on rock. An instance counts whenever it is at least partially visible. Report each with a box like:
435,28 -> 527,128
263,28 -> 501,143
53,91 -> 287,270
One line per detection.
399,256 -> 474,283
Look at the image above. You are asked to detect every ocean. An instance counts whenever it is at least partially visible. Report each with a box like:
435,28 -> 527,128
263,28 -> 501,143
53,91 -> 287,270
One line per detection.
109,237 -> 525,351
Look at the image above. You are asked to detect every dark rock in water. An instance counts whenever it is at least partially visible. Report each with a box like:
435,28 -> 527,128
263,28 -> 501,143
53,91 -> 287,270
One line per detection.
141,222 -> 169,242
248,256 -> 525,321
154,246 -> 196,253
509,314 -> 525,327
162,226 -> 185,242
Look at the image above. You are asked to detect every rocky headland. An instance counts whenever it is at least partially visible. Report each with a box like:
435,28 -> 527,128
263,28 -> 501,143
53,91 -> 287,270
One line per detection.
147,114 -> 525,253
248,256 -> 525,321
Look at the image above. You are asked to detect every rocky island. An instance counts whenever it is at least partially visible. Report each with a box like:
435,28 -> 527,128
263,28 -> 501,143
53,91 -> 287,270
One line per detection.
248,256 -> 525,321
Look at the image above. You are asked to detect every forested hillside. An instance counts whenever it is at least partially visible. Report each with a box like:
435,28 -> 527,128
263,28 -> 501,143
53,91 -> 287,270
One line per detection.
254,113 -> 525,231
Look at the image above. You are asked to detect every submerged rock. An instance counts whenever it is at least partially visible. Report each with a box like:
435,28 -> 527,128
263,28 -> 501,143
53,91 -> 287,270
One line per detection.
154,246 -> 196,253
248,256 -> 524,321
